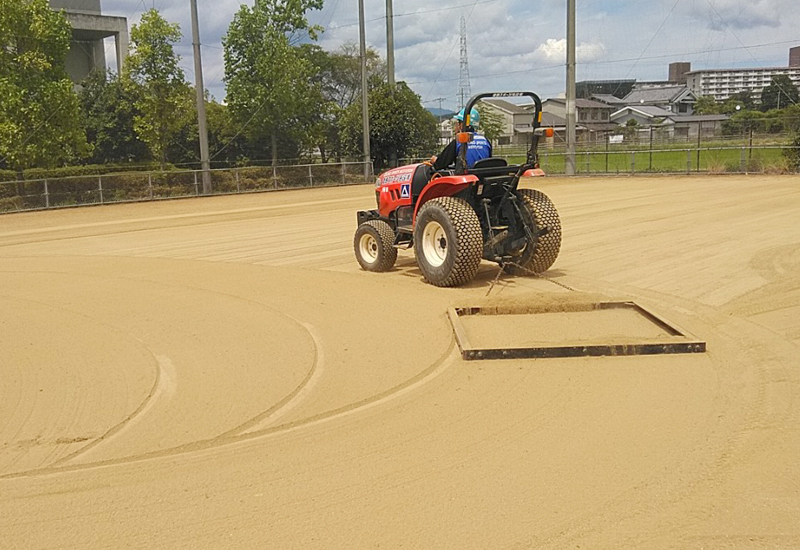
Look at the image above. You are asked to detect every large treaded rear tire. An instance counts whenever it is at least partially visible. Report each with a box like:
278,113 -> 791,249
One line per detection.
354,220 -> 397,272
504,188 -> 561,275
414,196 -> 483,287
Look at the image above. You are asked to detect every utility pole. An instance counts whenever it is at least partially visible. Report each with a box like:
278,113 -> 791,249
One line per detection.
358,0 -> 371,179
386,0 -> 395,88
565,0 -> 577,176
190,0 -> 211,193
386,0 -> 397,167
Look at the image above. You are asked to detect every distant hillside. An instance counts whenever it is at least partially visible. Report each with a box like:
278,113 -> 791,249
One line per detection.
427,107 -> 457,119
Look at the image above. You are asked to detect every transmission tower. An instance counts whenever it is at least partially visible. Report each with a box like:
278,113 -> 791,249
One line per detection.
458,16 -> 471,109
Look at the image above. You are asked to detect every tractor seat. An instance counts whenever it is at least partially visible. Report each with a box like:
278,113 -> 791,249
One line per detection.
411,163 -> 433,199
472,157 -> 508,169
469,161 -> 521,179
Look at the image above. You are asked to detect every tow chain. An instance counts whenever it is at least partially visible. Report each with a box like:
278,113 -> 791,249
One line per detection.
486,261 -> 577,296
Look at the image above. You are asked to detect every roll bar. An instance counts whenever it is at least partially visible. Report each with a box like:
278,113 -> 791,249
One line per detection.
457,91 -> 544,174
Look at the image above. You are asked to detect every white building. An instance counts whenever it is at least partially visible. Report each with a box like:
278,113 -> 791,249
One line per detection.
482,99 -> 535,145
686,67 -> 800,102
684,47 -> 800,102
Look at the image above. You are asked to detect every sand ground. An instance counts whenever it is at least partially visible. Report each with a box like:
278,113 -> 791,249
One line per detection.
1,174 -> 799,548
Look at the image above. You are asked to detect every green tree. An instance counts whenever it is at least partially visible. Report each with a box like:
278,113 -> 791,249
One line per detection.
475,103 -> 505,145
727,90 -> 756,112
722,109 -> 766,135
694,96 -> 722,115
298,43 -> 386,162
780,104 -> 800,134
310,43 -> 386,110
124,9 -> 192,169
223,0 -> 323,165
624,118 -> 639,141
79,70 -> 150,164
784,131 -> 800,172
760,75 -> 799,112
341,81 -> 438,169
202,100 -> 253,167
0,0 -> 89,183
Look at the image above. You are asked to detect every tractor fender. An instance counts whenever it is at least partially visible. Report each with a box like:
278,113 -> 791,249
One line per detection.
413,174 -> 479,222
523,168 -> 546,177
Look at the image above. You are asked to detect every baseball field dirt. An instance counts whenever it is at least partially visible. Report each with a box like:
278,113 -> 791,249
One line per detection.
1,174 -> 799,548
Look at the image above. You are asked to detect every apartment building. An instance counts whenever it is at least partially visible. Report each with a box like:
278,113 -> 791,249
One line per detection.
684,47 -> 800,101
49,0 -> 128,82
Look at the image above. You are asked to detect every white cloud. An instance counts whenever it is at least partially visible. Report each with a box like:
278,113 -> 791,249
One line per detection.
535,38 -> 607,63
684,0 -> 791,30
95,0 -> 800,108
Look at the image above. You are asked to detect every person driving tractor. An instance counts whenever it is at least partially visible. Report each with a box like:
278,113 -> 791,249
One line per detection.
431,107 -> 492,171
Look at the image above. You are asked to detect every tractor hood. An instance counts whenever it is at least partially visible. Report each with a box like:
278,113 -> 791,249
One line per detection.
376,164 -> 421,187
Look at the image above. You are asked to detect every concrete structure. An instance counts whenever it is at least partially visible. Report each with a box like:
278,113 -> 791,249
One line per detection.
684,47 -> 800,102
50,0 -> 128,83
686,66 -> 800,102
791,47 -> 800,68
669,62 -> 691,84
575,80 -> 635,100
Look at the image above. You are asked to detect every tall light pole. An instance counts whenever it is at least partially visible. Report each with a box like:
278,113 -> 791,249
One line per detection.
386,0 -> 397,167
358,0 -> 371,179
565,0 -> 577,176
190,0 -> 211,193
386,0 -> 395,88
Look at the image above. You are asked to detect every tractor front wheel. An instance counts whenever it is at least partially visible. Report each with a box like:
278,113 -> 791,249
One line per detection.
354,220 -> 398,272
414,196 -> 483,287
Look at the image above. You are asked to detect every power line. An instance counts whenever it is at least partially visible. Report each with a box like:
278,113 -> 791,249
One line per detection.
324,0 -> 501,30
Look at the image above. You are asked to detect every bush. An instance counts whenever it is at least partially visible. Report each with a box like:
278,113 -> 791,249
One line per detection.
784,133 -> 800,172
0,170 -> 18,182
23,163 -> 170,181
0,196 -> 24,213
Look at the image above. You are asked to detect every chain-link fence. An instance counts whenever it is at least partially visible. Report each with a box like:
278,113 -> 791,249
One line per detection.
2,138 -> 799,214
533,144 -> 799,175
495,132 -> 800,176
0,161 -> 373,214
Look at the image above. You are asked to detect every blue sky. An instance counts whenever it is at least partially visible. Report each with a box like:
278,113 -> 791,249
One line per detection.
99,0 -> 800,109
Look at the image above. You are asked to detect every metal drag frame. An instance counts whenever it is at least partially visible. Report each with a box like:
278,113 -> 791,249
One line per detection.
448,301 -> 706,361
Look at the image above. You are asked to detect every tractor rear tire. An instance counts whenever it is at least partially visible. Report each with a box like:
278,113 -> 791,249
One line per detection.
354,220 -> 398,272
414,196 -> 483,287
504,188 -> 561,275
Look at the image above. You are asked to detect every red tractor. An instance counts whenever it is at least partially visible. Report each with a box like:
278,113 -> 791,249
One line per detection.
354,92 -> 561,287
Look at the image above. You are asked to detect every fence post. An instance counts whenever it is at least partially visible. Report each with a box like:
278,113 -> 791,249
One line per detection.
585,151 -> 590,174
342,162 -> 346,185
686,150 -> 691,174
98,176 -> 104,204
44,179 -> 50,209
696,127 -> 702,172
272,165 -> 278,189
308,164 -> 314,187
235,169 -> 240,193
148,172 -> 153,200
193,171 -> 199,195
631,151 -> 636,174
